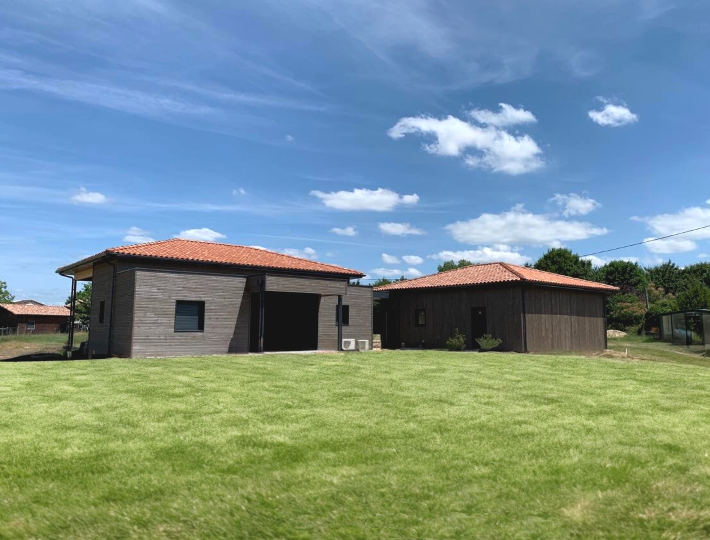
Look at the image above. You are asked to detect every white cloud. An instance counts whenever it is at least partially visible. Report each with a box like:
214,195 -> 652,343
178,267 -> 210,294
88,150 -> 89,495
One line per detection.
282,247 -> 317,259
644,237 -> 697,254
382,253 -> 401,264
378,222 -> 425,236
370,267 -> 422,279
588,98 -> 638,127
387,108 -> 543,175
428,245 -> 532,265
699,253 -> 709,260
285,134 -> 294,142
402,255 -> 424,265
250,245 -> 268,250
445,204 -> 608,246
582,255 -> 639,267
331,226 -> 358,236
634,202 -> 710,253
176,228 -> 226,242
71,187 -> 107,204
233,187 -> 247,195
123,226 -> 155,244
468,103 -> 537,127
311,188 -> 419,211
551,193 -> 601,217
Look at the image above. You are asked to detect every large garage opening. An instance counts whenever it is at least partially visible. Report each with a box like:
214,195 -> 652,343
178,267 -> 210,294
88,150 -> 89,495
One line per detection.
250,292 -> 320,352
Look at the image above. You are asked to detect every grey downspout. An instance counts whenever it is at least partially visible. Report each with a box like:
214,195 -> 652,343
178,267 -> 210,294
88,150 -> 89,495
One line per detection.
337,295 -> 343,351
67,278 -> 77,354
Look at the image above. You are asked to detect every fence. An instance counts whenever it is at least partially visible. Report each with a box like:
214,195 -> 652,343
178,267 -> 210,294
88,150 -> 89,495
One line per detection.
0,327 -> 18,336
659,310 -> 710,352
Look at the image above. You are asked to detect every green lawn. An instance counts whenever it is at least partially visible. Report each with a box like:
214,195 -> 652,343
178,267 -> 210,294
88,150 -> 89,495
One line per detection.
607,333 -> 710,367
0,332 -> 88,360
1,351 -> 710,539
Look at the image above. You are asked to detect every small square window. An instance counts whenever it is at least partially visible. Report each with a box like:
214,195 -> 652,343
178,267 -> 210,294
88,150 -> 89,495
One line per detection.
336,305 -> 350,326
175,301 -> 205,333
27,320 -> 35,331
415,309 -> 426,327
99,300 -> 105,324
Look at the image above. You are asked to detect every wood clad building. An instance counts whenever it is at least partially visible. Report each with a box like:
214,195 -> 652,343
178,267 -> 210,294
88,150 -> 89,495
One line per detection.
0,302 -> 70,334
374,263 -> 618,353
57,239 -> 372,358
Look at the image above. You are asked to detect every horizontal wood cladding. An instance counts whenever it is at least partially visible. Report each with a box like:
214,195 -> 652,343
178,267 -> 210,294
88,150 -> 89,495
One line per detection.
111,270 -> 135,357
88,262 -> 113,355
391,285 -> 524,351
131,270 -> 248,357
318,285 -> 373,350
524,287 -> 606,352
266,275 -> 347,296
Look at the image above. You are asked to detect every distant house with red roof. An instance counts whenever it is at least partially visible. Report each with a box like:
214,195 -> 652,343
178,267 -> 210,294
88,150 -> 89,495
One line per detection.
57,239 -> 372,358
374,262 -> 618,352
0,301 -> 70,334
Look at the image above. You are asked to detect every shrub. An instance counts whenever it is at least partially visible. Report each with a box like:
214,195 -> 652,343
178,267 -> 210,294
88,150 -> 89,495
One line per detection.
476,334 -> 502,351
606,293 -> 646,331
445,328 -> 466,351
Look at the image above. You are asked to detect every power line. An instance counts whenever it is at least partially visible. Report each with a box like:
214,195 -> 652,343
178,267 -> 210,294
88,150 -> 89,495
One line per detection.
581,223 -> 710,258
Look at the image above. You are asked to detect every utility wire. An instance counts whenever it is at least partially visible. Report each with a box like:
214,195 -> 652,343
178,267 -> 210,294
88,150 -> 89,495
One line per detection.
581,223 -> 710,257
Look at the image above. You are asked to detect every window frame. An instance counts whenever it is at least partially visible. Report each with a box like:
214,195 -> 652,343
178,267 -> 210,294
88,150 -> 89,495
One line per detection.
414,309 -> 426,327
98,300 -> 105,324
174,300 -> 205,333
26,320 -> 36,331
336,304 -> 350,326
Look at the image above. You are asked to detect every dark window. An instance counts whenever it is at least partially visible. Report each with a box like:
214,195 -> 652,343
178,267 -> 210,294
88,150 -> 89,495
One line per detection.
99,301 -> 105,324
415,309 -> 426,327
175,301 -> 205,332
27,320 -> 35,331
336,305 -> 350,326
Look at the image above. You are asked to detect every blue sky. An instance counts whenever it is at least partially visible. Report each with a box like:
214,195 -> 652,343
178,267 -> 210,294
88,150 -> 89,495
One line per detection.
1,0 -> 709,304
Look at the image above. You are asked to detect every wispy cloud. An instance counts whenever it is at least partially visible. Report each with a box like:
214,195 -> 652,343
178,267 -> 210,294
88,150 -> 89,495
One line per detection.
175,228 -> 226,242
71,187 -> 108,204
123,226 -> 155,244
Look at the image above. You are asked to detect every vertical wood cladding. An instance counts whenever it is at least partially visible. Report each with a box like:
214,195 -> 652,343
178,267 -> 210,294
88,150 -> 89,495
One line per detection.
131,270 -> 247,358
318,285 -> 373,350
391,285 -> 525,351
88,262 -> 113,355
524,287 -> 606,352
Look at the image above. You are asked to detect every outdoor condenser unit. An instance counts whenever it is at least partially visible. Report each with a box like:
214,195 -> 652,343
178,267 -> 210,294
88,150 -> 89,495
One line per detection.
357,339 -> 369,351
341,339 -> 357,351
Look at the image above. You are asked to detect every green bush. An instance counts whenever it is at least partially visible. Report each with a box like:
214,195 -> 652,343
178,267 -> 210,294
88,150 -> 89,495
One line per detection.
476,334 -> 502,351
445,328 -> 466,351
606,293 -> 646,331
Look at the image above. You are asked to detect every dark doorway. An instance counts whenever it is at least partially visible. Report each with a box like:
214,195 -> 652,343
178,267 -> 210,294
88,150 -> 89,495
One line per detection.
471,307 -> 487,349
251,292 -> 320,352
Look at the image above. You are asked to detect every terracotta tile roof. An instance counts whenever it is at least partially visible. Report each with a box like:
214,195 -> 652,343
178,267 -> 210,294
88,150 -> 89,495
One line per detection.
57,239 -> 364,277
374,262 -> 619,292
0,303 -> 70,317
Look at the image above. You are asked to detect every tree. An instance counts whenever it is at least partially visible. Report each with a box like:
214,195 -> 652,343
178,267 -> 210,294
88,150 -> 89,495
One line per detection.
0,279 -> 14,303
533,248 -> 594,280
606,293 -> 646,331
437,259 -> 472,273
372,278 -> 392,287
676,280 -> 710,311
66,283 -> 92,323
680,263 -> 710,290
598,260 -> 648,292
647,260 -> 682,295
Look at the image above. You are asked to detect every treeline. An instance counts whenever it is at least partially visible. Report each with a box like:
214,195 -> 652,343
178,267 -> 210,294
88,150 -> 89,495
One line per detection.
533,248 -> 710,331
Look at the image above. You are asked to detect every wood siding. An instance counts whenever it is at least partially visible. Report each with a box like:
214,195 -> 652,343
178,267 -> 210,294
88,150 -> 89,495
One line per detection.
390,285 -> 525,351
266,275 -> 347,296
88,262 -> 113,355
131,269 -> 248,358
111,270 -> 135,357
524,287 -> 606,352
318,285 -> 373,350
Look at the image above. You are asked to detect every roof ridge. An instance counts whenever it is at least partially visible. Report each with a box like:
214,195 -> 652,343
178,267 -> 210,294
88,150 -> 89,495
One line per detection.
373,261 -> 500,287
510,262 -> 605,285
498,262 -> 525,281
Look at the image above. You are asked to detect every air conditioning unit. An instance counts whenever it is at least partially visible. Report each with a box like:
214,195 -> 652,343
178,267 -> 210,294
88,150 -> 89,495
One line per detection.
357,339 -> 370,351
342,339 -> 357,351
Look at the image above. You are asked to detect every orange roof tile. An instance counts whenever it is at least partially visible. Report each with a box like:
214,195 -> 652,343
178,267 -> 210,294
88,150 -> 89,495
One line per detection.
57,239 -> 364,277
0,303 -> 70,316
374,262 -> 619,292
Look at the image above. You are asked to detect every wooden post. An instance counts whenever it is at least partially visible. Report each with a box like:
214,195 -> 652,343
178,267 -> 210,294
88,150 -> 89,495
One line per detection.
258,279 -> 265,353
337,295 -> 343,351
67,278 -> 77,354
